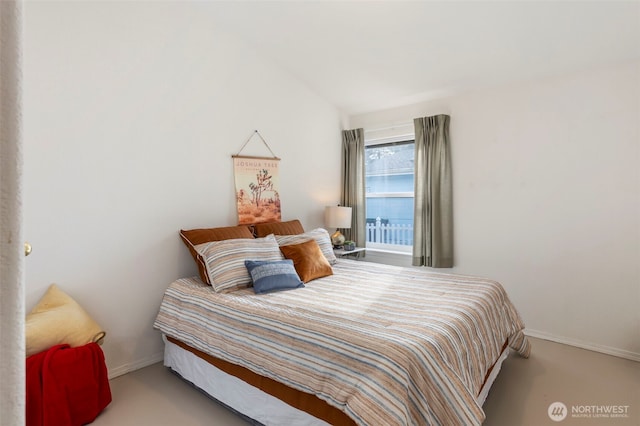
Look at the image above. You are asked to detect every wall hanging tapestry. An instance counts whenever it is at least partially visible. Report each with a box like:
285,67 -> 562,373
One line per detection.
233,131 -> 281,225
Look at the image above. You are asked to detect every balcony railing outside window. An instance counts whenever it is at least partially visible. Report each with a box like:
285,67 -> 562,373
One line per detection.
365,217 -> 413,253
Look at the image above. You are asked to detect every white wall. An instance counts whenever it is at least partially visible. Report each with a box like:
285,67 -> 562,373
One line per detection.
350,61 -> 640,360
23,2 -> 342,376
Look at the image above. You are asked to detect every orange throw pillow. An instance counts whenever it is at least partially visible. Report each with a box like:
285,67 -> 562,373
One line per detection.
253,219 -> 305,237
279,239 -> 333,283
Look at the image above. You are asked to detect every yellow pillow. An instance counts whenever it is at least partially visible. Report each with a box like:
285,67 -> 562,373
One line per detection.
26,284 -> 105,357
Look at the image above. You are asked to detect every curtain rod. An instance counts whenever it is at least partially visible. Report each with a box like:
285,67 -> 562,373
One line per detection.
363,121 -> 413,133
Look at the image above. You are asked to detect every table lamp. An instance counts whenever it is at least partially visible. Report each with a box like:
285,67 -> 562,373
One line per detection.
325,206 -> 352,247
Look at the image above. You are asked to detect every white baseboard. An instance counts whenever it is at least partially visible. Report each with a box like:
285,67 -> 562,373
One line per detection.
525,329 -> 640,363
107,350 -> 164,379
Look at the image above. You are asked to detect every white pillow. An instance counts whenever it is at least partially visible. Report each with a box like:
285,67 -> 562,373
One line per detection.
274,228 -> 337,265
195,234 -> 284,293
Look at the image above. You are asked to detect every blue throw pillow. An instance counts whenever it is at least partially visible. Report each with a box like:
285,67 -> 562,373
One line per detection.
245,259 -> 305,294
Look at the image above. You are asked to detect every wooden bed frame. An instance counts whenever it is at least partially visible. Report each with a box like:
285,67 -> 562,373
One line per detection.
166,336 -> 509,425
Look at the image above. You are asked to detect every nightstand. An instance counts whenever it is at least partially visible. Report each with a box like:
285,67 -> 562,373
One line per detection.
333,247 -> 366,257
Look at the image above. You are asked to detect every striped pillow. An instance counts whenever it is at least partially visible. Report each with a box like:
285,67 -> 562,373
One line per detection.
180,225 -> 255,285
195,235 -> 284,293
274,228 -> 337,265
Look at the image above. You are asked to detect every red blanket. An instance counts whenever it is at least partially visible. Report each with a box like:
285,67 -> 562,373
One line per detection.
26,343 -> 112,426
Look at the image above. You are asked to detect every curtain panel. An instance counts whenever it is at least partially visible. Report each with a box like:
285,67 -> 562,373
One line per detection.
412,115 -> 453,267
340,129 -> 366,247
0,1 -> 26,424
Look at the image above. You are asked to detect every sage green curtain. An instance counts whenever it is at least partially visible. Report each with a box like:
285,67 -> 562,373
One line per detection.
413,115 -> 453,267
341,129 -> 366,247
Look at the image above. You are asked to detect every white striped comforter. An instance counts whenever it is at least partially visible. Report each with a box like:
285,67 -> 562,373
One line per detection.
154,259 -> 530,425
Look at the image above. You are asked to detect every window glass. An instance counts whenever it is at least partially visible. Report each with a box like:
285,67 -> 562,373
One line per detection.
365,141 -> 414,251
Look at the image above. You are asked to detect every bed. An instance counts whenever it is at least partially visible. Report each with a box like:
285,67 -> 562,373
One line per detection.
153,222 -> 530,425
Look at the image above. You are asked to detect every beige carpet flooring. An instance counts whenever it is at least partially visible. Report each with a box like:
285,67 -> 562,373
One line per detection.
92,337 -> 639,426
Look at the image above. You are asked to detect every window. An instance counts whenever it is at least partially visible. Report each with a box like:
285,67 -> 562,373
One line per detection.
365,139 -> 414,253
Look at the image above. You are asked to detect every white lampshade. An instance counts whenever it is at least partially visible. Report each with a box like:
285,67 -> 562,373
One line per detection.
325,206 -> 352,229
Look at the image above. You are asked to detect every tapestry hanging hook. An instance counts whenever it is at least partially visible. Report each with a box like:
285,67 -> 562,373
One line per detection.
233,130 -> 280,160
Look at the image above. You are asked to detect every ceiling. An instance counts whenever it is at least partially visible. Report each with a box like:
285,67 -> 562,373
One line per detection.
207,1 -> 640,115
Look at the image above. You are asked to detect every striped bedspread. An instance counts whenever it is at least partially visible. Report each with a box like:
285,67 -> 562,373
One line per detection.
154,259 -> 530,425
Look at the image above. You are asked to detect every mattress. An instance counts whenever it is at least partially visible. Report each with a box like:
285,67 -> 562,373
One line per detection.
154,259 -> 530,425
